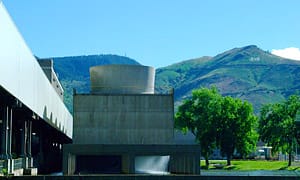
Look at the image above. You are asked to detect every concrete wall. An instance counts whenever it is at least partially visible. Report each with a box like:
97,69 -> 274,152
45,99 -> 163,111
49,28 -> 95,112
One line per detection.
73,94 -> 174,144
170,154 -> 200,174
90,65 -> 155,94
63,144 -> 201,175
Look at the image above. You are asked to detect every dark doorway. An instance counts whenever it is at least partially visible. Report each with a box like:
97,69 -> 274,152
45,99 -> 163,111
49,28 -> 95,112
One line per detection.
76,155 -> 122,174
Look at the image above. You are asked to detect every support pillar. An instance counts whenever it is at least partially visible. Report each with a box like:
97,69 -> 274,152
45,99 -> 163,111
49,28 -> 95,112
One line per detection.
37,125 -> 49,173
128,153 -> 135,174
8,107 -> 12,159
170,153 -> 201,174
8,107 -> 13,174
63,153 -> 76,175
20,119 -> 33,169
0,107 -> 13,174
194,153 -> 201,175
23,119 -> 37,175
26,120 -> 33,168
0,107 -> 7,159
20,120 -> 28,168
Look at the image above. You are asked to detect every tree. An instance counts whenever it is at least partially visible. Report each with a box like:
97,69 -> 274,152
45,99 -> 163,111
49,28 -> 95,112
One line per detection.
217,96 -> 258,165
175,87 -> 222,168
175,87 -> 258,167
259,94 -> 300,166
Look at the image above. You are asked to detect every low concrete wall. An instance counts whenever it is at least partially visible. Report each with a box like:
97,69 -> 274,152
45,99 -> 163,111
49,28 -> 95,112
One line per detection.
63,144 -> 201,175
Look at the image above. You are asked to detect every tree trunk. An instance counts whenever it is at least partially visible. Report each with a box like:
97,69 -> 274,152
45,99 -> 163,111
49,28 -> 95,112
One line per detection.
288,152 -> 292,166
288,140 -> 293,167
227,154 -> 231,166
205,153 -> 209,168
204,152 -> 209,169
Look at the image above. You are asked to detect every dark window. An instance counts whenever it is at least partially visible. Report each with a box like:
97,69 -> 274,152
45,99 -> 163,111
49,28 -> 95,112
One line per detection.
76,155 -> 122,174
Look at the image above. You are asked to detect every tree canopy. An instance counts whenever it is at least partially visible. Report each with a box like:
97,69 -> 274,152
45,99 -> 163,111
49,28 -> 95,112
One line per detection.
218,96 -> 258,165
175,87 -> 221,167
259,94 -> 300,166
175,87 -> 258,166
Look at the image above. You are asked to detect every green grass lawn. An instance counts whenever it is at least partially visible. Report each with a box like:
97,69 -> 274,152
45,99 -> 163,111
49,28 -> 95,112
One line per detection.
201,160 -> 300,171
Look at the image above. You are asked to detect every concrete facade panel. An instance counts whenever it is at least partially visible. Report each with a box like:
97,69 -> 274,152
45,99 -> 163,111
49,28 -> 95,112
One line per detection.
74,94 -> 173,112
73,94 -> 174,144
170,154 -> 200,174
90,65 -> 155,94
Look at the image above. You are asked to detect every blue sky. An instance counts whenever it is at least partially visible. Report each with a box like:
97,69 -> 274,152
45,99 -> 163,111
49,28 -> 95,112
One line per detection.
2,0 -> 300,67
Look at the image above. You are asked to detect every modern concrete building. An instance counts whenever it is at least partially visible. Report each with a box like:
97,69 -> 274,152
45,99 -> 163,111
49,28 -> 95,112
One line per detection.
63,65 -> 200,175
0,1 -> 73,175
37,58 -> 64,100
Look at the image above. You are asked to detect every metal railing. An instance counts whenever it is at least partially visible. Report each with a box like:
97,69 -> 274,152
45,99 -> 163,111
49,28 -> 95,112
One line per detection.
13,158 -> 23,170
0,160 -> 4,171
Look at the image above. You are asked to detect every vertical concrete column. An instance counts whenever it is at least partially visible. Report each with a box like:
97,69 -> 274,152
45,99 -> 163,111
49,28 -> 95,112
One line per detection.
121,154 -> 132,173
170,154 -> 189,174
8,107 -> 14,174
26,120 -> 33,167
62,150 -> 68,175
170,153 -> 201,174
0,107 -> 13,173
194,153 -> 201,175
63,153 -> 76,175
8,107 -> 12,159
20,120 -> 28,168
38,128 -> 43,165
128,153 -> 135,174
0,109 -> 2,156
0,107 -> 7,159
2,107 -> 12,159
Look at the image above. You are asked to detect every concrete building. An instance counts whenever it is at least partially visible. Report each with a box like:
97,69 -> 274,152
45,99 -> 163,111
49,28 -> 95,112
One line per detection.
63,65 -> 200,175
37,58 -> 64,100
0,1 -> 73,175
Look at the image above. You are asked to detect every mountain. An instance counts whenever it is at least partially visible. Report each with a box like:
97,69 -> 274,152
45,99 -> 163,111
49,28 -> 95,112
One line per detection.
51,46 -> 300,114
155,45 -> 300,112
52,55 -> 140,112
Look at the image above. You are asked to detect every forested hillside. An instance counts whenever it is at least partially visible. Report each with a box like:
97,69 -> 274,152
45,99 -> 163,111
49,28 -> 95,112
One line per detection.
155,45 -> 300,112
51,46 -> 300,113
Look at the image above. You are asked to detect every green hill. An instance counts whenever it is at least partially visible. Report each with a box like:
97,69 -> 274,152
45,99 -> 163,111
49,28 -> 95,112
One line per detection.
155,45 -> 300,112
51,45 -> 300,114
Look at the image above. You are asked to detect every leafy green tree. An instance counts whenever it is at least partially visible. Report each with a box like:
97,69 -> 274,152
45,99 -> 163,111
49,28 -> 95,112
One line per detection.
175,87 -> 258,167
217,96 -> 258,165
259,94 -> 300,166
175,87 -> 222,167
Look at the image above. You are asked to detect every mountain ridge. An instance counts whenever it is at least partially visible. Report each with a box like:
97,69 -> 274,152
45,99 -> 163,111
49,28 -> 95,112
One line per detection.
50,45 -> 300,113
155,45 -> 300,112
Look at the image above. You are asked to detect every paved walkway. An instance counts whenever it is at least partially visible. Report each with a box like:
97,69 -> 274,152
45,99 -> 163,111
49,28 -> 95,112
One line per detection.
201,170 -> 300,176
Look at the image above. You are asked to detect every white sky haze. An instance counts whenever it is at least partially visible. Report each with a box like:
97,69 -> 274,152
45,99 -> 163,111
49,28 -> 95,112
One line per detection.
271,48 -> 300,61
